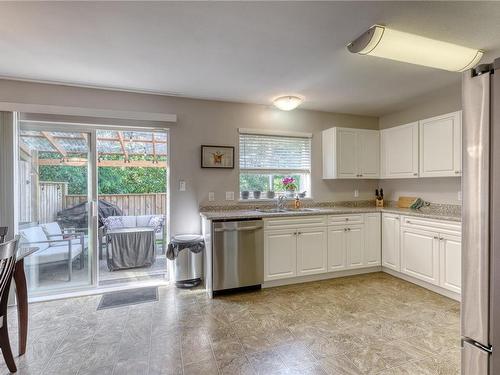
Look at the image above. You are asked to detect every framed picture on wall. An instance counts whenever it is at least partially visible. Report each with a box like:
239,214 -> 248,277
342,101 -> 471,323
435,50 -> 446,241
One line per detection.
201,145 -> 235,169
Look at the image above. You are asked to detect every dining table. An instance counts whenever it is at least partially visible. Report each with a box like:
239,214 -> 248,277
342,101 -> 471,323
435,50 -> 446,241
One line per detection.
14,246 -> 39,356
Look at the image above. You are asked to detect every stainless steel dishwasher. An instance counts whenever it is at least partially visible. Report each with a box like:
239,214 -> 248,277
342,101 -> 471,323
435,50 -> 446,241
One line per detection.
212,219 -> 263,293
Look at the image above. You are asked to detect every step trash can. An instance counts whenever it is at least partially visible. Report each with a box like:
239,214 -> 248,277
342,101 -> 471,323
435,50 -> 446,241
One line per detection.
166,234 -> 204,288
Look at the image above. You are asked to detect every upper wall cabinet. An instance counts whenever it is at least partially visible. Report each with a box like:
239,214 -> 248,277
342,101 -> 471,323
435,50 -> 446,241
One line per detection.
380,122 -> 419,179
419,111 -> 462,177
322,127 -> 379,179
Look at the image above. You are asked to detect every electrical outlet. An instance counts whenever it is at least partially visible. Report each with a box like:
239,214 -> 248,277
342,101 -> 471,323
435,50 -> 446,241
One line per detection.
179,180 -> 186,191
225,191 -> 234,201
458,191 -> 462,201
354,189 -> 359,198
208,192 -> 215,201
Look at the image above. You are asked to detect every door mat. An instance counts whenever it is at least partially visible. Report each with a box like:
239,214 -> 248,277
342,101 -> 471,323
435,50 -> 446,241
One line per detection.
97,287 -> 158,310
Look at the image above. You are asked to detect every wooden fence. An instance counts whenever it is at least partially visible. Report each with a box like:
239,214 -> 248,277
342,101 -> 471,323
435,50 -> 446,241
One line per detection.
37,181 -> 167,222
64,193 -> 167,217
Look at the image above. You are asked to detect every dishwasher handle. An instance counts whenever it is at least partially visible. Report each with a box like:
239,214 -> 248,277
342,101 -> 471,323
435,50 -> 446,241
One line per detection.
214,226 -> 261,232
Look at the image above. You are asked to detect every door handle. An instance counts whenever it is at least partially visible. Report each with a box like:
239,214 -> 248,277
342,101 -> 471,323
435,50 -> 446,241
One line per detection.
214,226 -> 262,232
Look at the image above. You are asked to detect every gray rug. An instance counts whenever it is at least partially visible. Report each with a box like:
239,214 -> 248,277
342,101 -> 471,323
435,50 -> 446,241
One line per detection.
97,287 -> 158,310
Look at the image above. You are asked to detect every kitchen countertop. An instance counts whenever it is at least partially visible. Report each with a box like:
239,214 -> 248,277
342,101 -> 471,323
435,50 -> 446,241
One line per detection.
200,205 -> 461,222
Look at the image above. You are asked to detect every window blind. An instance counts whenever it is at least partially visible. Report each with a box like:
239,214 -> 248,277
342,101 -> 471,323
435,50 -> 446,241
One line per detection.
239,133 -> 311,173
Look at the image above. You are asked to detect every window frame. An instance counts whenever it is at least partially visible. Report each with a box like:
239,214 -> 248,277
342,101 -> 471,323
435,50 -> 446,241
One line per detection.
238,129 -> 312,200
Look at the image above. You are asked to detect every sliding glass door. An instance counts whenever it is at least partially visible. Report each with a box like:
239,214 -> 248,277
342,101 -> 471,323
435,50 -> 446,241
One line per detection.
17,118 -> 170,297
18,125 -> 94,295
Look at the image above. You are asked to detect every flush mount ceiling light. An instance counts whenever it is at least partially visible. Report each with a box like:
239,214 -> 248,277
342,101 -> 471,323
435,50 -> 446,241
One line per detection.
273,96 -> 303,111
347,25 -> 484,72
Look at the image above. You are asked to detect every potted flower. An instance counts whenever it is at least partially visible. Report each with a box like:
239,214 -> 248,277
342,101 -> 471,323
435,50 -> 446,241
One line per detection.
282,176 -> 297,198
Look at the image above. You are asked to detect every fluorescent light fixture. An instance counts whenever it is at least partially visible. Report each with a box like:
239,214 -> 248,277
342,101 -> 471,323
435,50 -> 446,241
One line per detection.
273,96 -> 303,111
347,25 -> 484,72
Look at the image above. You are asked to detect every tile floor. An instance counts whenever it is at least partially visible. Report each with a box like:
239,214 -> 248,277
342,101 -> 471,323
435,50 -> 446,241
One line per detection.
0,272 -> 460,375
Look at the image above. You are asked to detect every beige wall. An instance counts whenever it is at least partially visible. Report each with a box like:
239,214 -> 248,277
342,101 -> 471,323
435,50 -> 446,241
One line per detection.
0,79 -> 378,234
378,82 -> 462,205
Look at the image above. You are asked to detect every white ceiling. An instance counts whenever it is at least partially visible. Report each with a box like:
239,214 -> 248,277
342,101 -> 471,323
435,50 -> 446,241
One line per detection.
1,2 -> 500,116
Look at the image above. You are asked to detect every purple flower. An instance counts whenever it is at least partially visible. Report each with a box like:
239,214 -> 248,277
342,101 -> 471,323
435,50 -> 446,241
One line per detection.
282,177 -> 295,185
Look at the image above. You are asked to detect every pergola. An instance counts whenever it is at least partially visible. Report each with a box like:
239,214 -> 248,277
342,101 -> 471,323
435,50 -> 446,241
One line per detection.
19,130 -> 168,168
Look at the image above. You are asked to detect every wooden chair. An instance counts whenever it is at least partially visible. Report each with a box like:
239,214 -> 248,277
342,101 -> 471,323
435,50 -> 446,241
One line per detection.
0,236 -> 19,372
0,227 -> 7,244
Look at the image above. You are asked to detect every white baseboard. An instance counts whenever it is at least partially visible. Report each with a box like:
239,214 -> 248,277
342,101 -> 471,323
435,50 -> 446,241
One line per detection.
382,267 -> 460,302
263,266 -> 382,288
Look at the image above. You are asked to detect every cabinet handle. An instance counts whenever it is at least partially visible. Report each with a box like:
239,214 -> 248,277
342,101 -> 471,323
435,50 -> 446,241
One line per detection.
455,171 -> 461,174
348,228 -> 351,231
359,174 -> 363,177
344,228 -> 347,232
433,236 -> 439,240
345,218 -> 349,221
439,237 -> 444,241
297,232 -> 302,235
413,173 -> 418,176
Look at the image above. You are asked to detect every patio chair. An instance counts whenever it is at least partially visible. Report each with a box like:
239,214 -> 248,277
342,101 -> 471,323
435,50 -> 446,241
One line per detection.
0,227 -> 7,244
18,226 -> 84,282
0,236 -> 19,373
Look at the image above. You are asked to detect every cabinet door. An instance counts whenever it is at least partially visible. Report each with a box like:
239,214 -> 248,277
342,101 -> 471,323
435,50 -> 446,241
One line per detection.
401,227 -> 439,285
364,213 -> 381,266
420,111 -> 462,177
264,229 -> 297,281
439,233 -> 461,293
337,129 -> 358,178
327,226 -> 346,271
358,130 -> 380,178
297,227 -> 327,276
381,122 -> 419,178
382,214 -> 401,271
346,225 -> 364,268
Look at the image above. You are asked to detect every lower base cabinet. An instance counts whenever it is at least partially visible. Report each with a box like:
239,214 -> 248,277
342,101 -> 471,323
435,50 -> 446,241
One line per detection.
439,233 -> 462,293
392,215 -> 462,295
400,227 -> 440,285
297,228 -> 328,276
264,229 -> 297,281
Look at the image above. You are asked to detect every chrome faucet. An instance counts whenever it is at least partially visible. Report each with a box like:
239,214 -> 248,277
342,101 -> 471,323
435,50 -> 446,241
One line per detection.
276,195 -> 287,210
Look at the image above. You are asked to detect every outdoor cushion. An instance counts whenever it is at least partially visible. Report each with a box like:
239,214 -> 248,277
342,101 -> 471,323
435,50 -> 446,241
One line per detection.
103,216 -> 124,230
148,216 -> 164,233
136,215 -> 153,227
41,222 -> 63,239
25,243 -> 82,265
120,216 -> 137,228
19,227 -> 50,251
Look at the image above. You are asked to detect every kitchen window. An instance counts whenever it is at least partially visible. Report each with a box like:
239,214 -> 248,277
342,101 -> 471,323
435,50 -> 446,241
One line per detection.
239,129 -> 312,199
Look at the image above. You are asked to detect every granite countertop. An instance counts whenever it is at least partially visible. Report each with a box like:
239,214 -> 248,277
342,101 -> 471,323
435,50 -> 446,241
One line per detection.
200,205 -> 461,222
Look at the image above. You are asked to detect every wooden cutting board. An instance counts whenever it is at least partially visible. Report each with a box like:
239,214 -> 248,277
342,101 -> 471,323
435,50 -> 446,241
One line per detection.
398,196 -> 417,208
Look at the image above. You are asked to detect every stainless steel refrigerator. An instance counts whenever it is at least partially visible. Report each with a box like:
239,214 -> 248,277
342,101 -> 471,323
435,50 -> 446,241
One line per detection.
462,59 -> 500,374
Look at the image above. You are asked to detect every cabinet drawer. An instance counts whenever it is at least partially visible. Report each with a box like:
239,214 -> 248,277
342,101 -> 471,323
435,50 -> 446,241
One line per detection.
264,215 -> 327,230
328,214 -> 364,226
401,216 -> 461,235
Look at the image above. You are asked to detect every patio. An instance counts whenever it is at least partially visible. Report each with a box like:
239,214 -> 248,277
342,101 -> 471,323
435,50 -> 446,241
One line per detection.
17,128 -> 169,293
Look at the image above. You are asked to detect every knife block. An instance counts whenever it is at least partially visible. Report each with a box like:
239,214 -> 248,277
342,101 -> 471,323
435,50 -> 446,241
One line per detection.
375,199 -> 384,208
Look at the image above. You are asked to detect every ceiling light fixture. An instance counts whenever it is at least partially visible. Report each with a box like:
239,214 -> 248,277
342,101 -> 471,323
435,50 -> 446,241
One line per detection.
273,96 -> 303,111
347,25 -> 484,72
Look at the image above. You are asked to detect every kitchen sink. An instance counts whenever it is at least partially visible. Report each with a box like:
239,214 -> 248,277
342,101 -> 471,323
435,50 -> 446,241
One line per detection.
256,207 -> 319,213
256,208 -> 289,213
286,208 -> 319,212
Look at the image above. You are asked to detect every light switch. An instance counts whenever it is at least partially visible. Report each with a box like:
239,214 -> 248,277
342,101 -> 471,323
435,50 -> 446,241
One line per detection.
354,189 -> 359,198
225,191 -> 234,201
208,192 -> 215,201
179,180 -> 186,191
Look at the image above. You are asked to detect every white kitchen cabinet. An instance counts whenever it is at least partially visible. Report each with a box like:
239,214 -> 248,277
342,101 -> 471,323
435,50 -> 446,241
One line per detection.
400,227 -> 440,285
264,229 -> 297,281
380,122 -> 419,178
346,225 -> 364,268
358,130 -> 380,178
327,226 -> 346,271
364,213 -> 381,266
419,111 -> 462,177
322,127 -> 379,179
439,233 -> 462,293
297,227 -> 328,276
382,213 -> 401,271
337,128 -> 359,178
